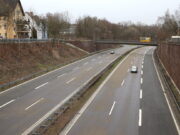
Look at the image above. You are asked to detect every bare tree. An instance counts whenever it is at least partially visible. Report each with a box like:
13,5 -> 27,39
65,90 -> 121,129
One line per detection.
46,12 -> 70,38
157,10 -> 178,40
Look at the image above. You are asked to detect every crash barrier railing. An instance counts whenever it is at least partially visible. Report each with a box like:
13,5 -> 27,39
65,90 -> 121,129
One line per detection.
0,39 -> 67,44
22,47 -> 139,135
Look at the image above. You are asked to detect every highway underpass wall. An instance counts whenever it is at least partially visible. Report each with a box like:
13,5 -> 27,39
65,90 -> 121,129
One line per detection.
157,42 -> 180,90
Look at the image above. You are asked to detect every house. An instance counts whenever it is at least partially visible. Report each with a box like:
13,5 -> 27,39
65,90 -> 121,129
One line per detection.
0,0 -> 29,39
24,12 -> 48,39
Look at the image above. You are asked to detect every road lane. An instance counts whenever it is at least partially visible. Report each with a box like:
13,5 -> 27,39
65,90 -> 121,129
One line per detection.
0,48 -> 120,104
0,45 -> 138,135
139,49 -> 178,135
61,47 -> 178,135
25,98 -> 44,111
62,47 -> 146,135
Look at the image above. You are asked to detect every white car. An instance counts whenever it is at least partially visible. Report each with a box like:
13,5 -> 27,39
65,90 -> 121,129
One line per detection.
131,66 -> 138,73
110,51 -> 115,54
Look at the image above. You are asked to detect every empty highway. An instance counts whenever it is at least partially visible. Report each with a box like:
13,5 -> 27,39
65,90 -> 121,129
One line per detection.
61,47 -> 179,135
0,45 -> 137,135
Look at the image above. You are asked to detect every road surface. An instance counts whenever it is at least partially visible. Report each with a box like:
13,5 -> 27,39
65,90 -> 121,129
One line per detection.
0,45 -> 137,135
61,47 -> 178,135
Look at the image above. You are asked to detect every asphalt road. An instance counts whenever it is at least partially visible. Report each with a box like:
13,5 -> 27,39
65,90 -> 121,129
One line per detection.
0,45 -> 137,135
61,47 -> 179,135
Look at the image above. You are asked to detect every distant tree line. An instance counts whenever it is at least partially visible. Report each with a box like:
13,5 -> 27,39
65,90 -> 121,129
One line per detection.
30,6 -> 180,41
75,16 -> 158,41
157,8 -> 180,41
28,11 -> 70,38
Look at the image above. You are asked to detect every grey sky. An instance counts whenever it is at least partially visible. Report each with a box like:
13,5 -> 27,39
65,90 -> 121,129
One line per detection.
21,0 -> 180,24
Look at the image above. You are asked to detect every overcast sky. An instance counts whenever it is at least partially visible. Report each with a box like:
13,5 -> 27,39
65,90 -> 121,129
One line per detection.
21,0 -> 180,25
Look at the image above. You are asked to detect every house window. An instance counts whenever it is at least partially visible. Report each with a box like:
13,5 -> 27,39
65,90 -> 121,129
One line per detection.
4,24 -> 6,29
5,33 -> 7,37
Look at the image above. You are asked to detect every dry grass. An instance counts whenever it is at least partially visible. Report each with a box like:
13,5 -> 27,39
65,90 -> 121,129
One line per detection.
0,42 -> 87,85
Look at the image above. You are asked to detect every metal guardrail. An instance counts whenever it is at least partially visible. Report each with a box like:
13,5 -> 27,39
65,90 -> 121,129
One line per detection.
0,39 -> 68,44
23,47 -> 138,135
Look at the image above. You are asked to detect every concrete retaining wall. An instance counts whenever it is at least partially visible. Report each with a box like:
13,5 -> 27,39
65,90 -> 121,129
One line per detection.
157,42 -> 180,90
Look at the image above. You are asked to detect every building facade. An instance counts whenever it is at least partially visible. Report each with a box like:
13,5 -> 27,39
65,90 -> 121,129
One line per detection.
0,0 -> 29,39
24,13 -> 48,39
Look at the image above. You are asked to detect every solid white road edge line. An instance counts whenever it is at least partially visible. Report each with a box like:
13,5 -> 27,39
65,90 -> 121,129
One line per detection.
109,101 -> 116,116
152,51 -> 180,134
0,99 -> 15,109
140,90 -> 143,99
35,82 -> 49,90
25,98 -> 44,111
59,48 -> 140,135
66,78 -> 76,84
139,109 -> 142,126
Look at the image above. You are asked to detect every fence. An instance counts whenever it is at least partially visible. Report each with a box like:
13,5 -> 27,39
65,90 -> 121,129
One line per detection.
0,39 -> 68,44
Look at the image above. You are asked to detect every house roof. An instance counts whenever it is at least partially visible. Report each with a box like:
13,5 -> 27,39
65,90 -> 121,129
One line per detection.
0,0 -> 25,16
